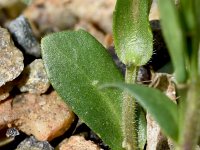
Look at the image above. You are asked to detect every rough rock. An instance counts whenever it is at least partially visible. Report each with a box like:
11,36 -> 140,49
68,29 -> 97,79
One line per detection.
17,59 -> 50,94
8,15 -> 41,57
0,91 -> 75,141
16,136 -> 54,150
57,135 -> 100,150
147,73 -> 176,150
13,91 -> 75,141
0,27 -> 24,87
6,127 -> 20,138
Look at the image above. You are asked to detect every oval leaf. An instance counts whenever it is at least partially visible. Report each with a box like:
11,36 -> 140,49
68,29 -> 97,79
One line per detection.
102,83 -> 179,142
41,30 -> 124,150
113,0 -> 153,66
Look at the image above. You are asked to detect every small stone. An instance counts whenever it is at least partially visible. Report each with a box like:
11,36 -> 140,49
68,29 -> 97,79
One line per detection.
8,15 -> 41,57
6,127 -> 20,138
0,91 -> 75,141
16,136 -> 54,150
13,91 -> 75,141
0,27 -> 24,87
57,135 -> 100,150
17,59 -> 50,94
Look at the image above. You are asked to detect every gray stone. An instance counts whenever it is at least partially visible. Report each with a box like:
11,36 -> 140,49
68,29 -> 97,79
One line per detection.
17,59 -> 50,94
0,27 -> 24,87
8,15 -> 41,57
6,127 -> 20,138
16,136 -> 54,150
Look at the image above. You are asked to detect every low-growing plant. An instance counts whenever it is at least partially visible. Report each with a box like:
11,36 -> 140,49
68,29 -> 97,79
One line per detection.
41,0 -> 200,150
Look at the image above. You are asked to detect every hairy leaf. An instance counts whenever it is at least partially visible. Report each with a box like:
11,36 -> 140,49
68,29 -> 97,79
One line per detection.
102,83 -> 179,142
113,0 -> 153,66
41,30 -> 124,150
136,106 -> 147,150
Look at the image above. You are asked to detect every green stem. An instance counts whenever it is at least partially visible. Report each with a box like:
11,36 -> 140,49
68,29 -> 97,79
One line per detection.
177,80 -> 200,150
122,65 -> 138,150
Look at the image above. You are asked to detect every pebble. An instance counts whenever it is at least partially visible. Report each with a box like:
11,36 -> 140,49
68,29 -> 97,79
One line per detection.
8,15 -> 41,57
57,135 -> 100,150
0,27 -> 24,87
6,127 -> 20,138
0,91 -> 75,142
17,59 -> 50,94
13,91 -> 75,141
16,136 -> 54,150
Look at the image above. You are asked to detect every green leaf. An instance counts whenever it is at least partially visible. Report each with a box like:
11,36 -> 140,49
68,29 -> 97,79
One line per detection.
157,0 -> 187,83
135,106 -> 147,150
113,0 -> 153,66
41,30 -> 124,150
179,0 -> 199,78
194,0 -> 200,33
102,83 -> 179,142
